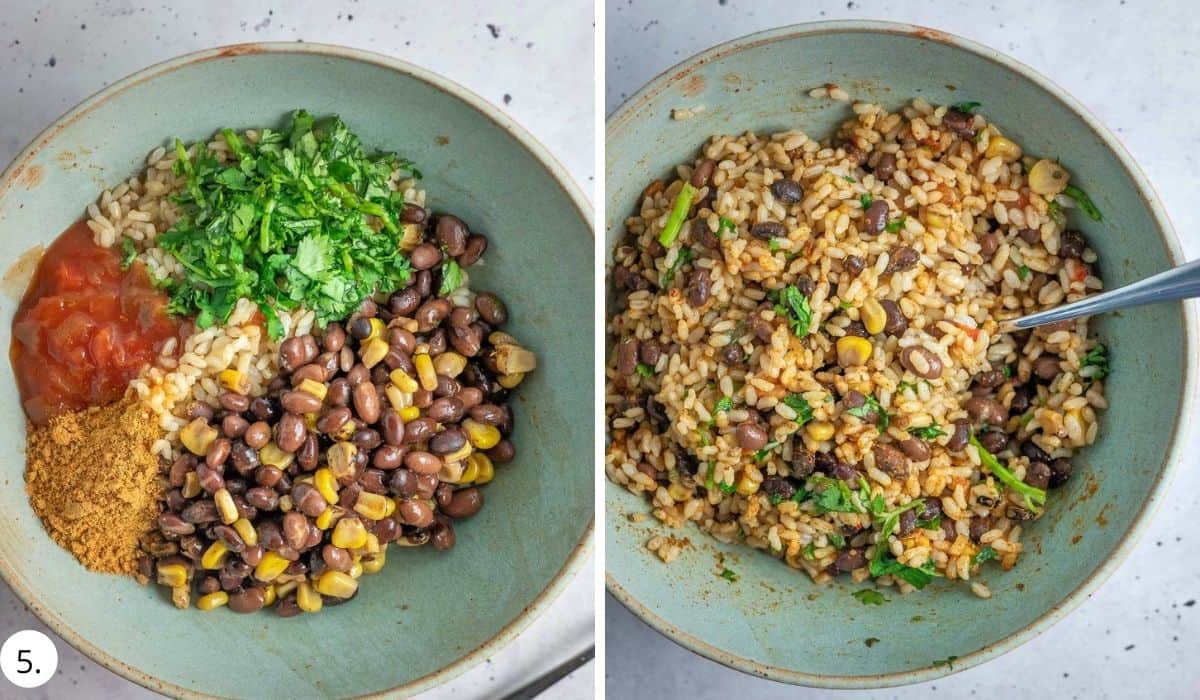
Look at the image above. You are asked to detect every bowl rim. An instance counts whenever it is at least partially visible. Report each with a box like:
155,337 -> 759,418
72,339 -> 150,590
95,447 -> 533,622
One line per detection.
604,19 -> 1198,689
0,41 -> 594,699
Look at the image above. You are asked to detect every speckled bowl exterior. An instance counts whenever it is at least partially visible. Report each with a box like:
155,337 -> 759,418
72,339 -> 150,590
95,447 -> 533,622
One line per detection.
606,21 -> 1197,688
0,43 -> 592,698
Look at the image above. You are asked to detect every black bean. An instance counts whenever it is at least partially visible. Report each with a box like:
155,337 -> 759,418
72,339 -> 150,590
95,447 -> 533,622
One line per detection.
721,343 -> 744,365
1010,385 -> 1032,415
969,516 -> 993,542
275,412 -> 307,453
189,401 -> 215,421
353,382 -> 381,424
1033,355 -> 1061,381
435,215 -> 470,256
734,421 -> 768,450
1059,230 -> 1086,259
965,396 -> 1008,426
206,438 -> 231,468
403,417 -> 437,444
1020,440 -> 1051,464
617,337 -> 639,376
181,501 -> 219,524
292,483 -> 327,518
1026,461 -> 1052,490
872,443 -> 908,477
898,509 -> 918,536
791,448 -> 816,478
429,429 -> 467,455
249,397 -> 279,422
687,268 -> 711,307
974,368 -> 1006,389
899,438 -> 931,462
979,430 -> 1009,454
770,178 -> 803,204
196,464 -> 224,494
761,476 -> 796,501
750,221 -> 786,240
899,346 -> 943,379
431,521 -> 457,550
946,420 -> 971,451
873,152 -> 897,181
689,158 -> 717,188
455,234 -> 486,267
443,487 -> 484,518
942,109 -> 977,137
886,246 -> 920,273
1049,458 -> 1073,487
158,513 -> 195,536
297,433 -> 320,471
834,548 -> 867,572
979,232 -> 1000,259
844,255 -> 866,277
218,392 -> 251,413
864,199 -> 889,234
410,242 -> 443,270
400,202 -> 427,224
878,299 -> 906,336
830,462 -> 858,481
245,487 -> 279,511
487,440 -> 515,463
1018,227 -> 1041,245
398,498 -> 434,527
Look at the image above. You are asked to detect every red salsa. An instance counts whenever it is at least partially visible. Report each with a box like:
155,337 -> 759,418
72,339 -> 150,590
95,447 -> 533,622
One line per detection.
11,220 -> 185,424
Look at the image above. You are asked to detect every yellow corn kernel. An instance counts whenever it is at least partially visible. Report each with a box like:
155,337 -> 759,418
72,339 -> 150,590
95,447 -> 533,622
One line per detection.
924,212 -> 948,229
262,584 -> 277,607
171,586 -> 191,609
836,336 -> 873,367
278,494 -> 293,512
384,386 -> 410,412
474,453 -> 495,485
315,570 -> 359,598
218,369 -> 250,395
362,551 -> 386,574
214,487 -> 238,525
358,532 -> 381,556
361,337 -> 389,369
296,581 -> 323,613
314,468 -> 339,504
414,353 -> 437,391
438,460 -> 465,484
492,344 -> 537,374
304,412 -> 319,432
315,506 -> 343,530
328,441 -> 358,479
297,378 -> 328,402
861,298 -> 886,335
197,591 -> 229,611
233,518 -> 258,547
985,134 -> 1022,163
432,352 -> 467,378
348,560 -> 364,578
201,541 -> 229,570
381,497 -> 396,519
389,368 -> 420,393
463,418 -> 501,450
156,562 -> 189,588
498,372 -> 525,389
332,517 -> 369,550
180,417 -> 219,456
445,439 -> 474,464
806,421 -> 835,441
354,491 -> 391,521
457,455 -> 480,484
259,442 -> 295,470
182,471 -> 201,499
667,482 -> 691,501
399,223 -> 423,252
399,406 -> 421,422
735,474 -> 760,497
366,317 -> 386,342
274,580 -> 298,598
1028,158 -> 1070,196
254,552 -> 290,582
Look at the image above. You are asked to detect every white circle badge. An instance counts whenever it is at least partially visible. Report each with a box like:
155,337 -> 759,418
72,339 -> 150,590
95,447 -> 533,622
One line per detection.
1,629 -> 57,689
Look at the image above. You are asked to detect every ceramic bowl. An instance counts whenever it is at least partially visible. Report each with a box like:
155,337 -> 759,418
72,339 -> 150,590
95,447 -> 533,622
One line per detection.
606,21 -> 1196,687
0,43 -> 592,698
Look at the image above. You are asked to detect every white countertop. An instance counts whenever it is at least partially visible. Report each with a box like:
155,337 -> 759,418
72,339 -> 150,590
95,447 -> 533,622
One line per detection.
0,1 -> 594,698
606,1 -> 1200,698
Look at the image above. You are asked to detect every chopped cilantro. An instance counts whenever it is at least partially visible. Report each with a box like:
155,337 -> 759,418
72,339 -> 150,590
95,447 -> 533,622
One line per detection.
846,393 -> 890,432
1047,200 -> 1066,227
782,393 -> 815,425
828,532 -> 845,548
896,380 -> 918,393
753,441 -> 782,462
1080,343 -> 1109,381
661,246 -> 695,286
838,300 -> 854,310
907,423 -> 946,440
1020,412 -> 1035,426
885,215 -> 907,233
915,513 -> 942,531
809,476 -> 866,514
155,111 -> 419,338
657,182 -> 697,247
868,498 -> 941,589
1003,364 -> 1014,378
970,434 -> 1046,513
774,284 -> 813,337
717,217 -> 737,238
971,546 -> 998,567
119,238 -> 138,270
843,174 -> 856,183
768,238 -> 782,253
704,462 -> 716,492
719,568 -> 739,583
713,395 -> 734,414
718,480 -> 736,495
853,589 -> 888,606
951,101 -> 981,113
802,542 -> 817,559
438,259 -> 464,296
1017,264 -> 1031,281
859,193 -> 873,209
1064,184 -> 1103,221
635,363 -> 654,378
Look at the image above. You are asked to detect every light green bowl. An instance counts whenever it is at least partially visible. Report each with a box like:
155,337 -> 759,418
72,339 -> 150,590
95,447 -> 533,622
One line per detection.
606,21 -> 1197,687
0,43 -> 592,698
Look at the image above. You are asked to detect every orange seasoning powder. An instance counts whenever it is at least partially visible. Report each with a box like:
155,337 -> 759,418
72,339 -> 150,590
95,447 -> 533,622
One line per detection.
25,396 -> 163,575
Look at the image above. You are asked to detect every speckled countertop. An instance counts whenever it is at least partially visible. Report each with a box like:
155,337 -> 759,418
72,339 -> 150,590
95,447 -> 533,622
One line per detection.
0,1 -> 593,698
606,1 -> 1200,698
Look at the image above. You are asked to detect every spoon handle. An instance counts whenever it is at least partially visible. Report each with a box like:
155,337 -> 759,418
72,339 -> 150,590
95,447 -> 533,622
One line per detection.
1005,258 -> 1200,331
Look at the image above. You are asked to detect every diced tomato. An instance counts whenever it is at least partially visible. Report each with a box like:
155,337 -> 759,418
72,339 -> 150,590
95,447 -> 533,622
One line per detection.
958,324 -> 981,341
10,220 -> 184,423
1072,263 -> 1089,283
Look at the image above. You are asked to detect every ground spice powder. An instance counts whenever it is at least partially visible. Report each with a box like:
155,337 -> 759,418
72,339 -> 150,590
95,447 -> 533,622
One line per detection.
25,396 -> 163,575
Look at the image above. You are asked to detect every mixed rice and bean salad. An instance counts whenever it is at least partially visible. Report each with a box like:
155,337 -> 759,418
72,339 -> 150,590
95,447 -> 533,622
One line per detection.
605,96 -> 1109,599
15,110 -> 536,615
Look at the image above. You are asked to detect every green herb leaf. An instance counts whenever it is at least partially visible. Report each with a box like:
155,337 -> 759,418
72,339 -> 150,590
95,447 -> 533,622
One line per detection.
1080,343 -> 1110,381
774,285 -> 813,337
753,441 -> 782,462
896,380 -> 918,393
802,542 -> 817,559
884,216 -> 907,233
810,476 -> 866,514
718,480 -> 736,495
828,532 -> 845,548
782,393 -> 814,425
635,363 -> 654,378
868,499 -> 942,589
971,546 -> 998,567
1063,184 -> 1103,221
120,238 -> 138,270
933,655 -> 959,670
970,434 -> 1046,513
843,175 -> 856,183
155,110 -> 417,338
907,423 -> 946,440
1003,364 -> 1014,378
704,462 -> 716,492
846,393 -> 890,432
714,395 -> 733,414
916,514 -> 942,531
951,101 -> 981,113
717,217 -> 737,238
859,193 -> 873,209
853,589 -> 888,606
439,259 -> 464,296
658,183 -> 697,247
661,246 -> 695,286
768,238 -> 782,253
838,300 -> 853,310
719,568 -> 739,583
1017,264 -> 1031,281
1047,200 -> 1066,227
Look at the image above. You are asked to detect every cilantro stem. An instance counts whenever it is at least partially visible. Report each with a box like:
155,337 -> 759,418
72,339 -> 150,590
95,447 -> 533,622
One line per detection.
658,183 -> 697,247
970,434 -> 1046,513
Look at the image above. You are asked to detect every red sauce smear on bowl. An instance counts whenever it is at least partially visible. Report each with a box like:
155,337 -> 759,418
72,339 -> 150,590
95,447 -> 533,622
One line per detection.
11,221 -> 185,425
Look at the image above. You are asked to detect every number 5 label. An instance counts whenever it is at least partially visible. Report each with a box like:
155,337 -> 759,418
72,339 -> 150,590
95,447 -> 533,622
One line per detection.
1,630 -> 57,689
